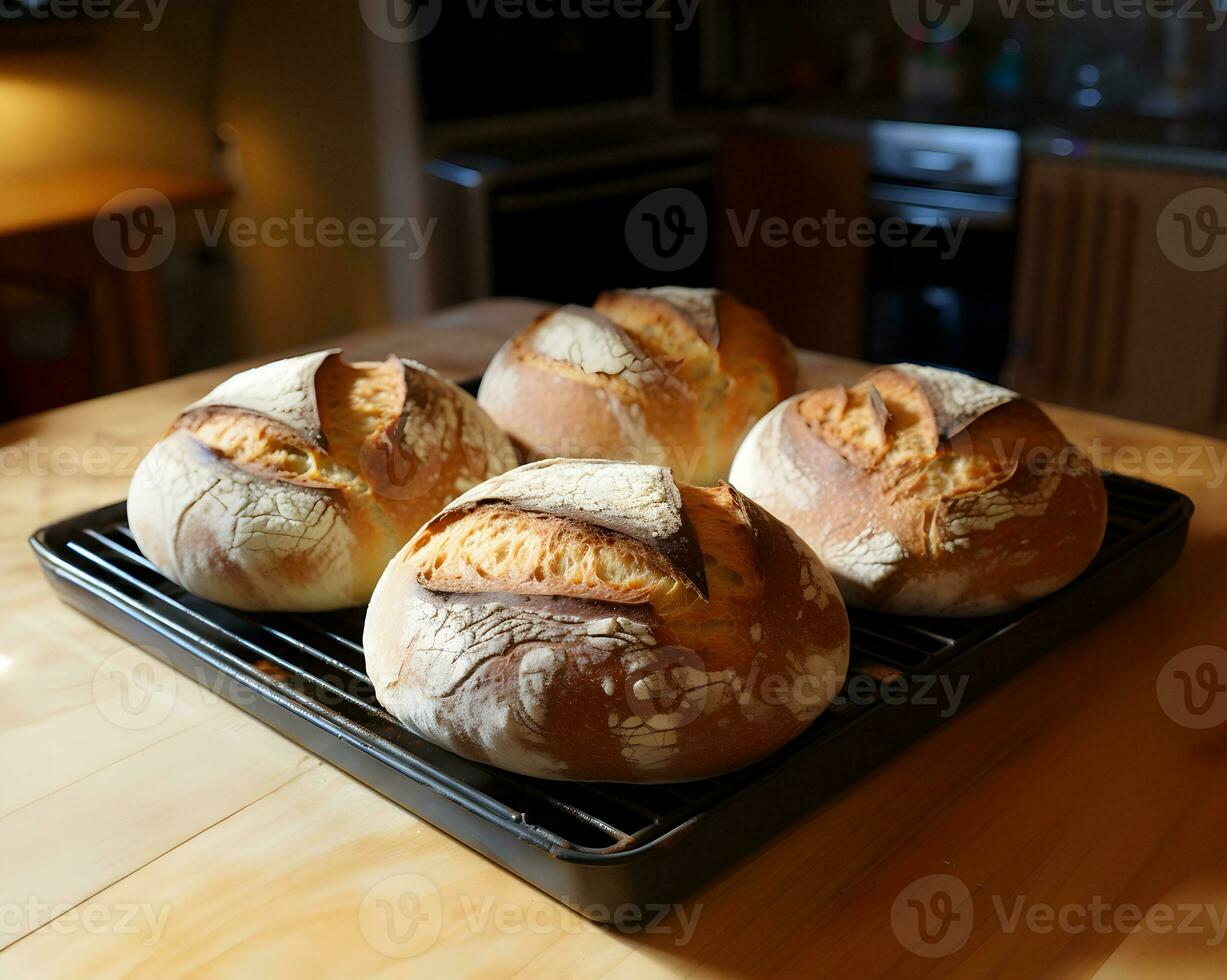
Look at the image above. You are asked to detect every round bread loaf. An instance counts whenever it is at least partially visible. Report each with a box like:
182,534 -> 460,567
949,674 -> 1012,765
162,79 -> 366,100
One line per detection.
729,364 -> 1108,617
363,458 -> 850,783
128,350 -> 518,611
476,287 -> 797,487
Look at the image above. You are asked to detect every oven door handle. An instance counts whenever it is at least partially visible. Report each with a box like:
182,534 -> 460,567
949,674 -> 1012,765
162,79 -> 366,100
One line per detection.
492,164 -> 715,213
867,182 -> 1016,228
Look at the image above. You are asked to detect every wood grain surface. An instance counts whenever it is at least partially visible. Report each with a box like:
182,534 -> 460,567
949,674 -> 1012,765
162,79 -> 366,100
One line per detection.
1,299 -> 1225,978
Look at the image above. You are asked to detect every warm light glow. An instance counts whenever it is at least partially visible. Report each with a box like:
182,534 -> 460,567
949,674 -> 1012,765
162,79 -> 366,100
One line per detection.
0,72 -> 97,174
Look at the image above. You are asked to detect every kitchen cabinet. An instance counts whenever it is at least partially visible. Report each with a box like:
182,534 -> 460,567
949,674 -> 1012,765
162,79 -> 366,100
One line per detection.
717,131 -> 868,356
1009,157 -> 1227,437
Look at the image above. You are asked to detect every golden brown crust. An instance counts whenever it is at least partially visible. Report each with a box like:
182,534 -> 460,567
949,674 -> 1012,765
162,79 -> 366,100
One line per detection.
476,288 -> 797,486
363,459 -> 850,783
730,364 -> 1108,616
128,351 -> 518,611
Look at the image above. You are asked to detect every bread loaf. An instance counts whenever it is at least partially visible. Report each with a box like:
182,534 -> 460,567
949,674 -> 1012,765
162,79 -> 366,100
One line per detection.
128,350 -> 517,611
363,458 -> 850,783
476,288 -> 797,486
729,364 -> 1108,616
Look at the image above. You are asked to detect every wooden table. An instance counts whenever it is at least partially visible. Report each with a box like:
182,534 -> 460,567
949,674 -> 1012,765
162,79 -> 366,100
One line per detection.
2,300 -> 1225,978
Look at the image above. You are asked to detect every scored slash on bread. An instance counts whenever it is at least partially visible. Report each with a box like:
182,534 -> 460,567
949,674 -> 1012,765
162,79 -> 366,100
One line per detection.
417,459 -> 711,601
363,458 -> 851,783
128,350 -> 518,612
730,364 -> 1109,617
476,287 -> 798,486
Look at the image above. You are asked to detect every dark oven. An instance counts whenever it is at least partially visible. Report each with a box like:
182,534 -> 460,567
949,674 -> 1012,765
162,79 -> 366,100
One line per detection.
863,122 -> 1022,381
426,132 -> 716,307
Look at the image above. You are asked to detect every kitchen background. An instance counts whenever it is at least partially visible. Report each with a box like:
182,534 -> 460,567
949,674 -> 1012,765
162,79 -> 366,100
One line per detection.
2,0 -> 1226,435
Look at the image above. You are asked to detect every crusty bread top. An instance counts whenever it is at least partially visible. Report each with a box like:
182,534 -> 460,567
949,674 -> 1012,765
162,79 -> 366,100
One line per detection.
175,352 -> 500,496
386,460 -> 847,706
405,459 -> 709,606
183,348 -> 338,446
524,306 -> 668,389
797,363 -> 1025,505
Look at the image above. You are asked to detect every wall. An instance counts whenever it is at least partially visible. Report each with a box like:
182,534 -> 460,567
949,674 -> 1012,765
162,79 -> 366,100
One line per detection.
0,6 -> 216,177
0,2 -> 426,365
213,1 -> 390,354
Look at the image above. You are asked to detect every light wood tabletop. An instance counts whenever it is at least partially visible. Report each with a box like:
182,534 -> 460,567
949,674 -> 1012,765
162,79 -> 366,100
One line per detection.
2,299 -> 1225,978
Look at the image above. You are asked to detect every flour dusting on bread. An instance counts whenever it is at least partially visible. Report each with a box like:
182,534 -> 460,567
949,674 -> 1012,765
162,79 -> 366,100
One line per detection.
364,459 -> 851,782
729,364 -> 1107,616
129,351 -> 516,611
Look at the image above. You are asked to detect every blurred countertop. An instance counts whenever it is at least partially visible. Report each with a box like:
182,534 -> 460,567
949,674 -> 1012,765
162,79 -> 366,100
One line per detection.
702,99 -> 1227,176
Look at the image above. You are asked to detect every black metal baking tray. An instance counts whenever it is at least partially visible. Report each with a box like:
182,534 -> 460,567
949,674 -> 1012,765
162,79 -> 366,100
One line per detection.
30,471 -> 1191,922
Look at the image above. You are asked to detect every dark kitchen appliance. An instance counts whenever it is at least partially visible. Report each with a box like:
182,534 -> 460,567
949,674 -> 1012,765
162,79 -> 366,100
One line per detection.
425,125 -> 717,307
864,122 -> 1022,381
418,11 -> 658,126
32,451 -> 1190,923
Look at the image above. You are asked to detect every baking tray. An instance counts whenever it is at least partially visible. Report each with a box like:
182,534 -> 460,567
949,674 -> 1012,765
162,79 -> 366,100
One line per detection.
30,465 -> 1191,922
